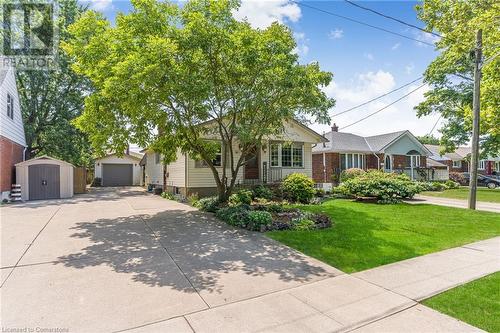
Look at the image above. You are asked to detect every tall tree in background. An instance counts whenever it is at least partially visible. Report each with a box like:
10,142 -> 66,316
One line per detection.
17,0 -> 92,166
416,135 -> 440,145
415,0 -> 499,157
64,0 -> 334,201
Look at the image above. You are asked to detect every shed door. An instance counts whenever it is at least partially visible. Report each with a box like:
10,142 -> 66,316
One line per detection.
102,164 -> 133,186
29,164 -> 61,200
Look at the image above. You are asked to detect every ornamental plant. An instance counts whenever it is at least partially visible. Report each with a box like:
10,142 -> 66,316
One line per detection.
340,168 -> 365,182
338,170 -> 422,203
281,173 -> 316,203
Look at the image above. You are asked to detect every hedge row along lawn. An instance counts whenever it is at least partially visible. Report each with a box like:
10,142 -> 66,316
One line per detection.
421,187 -> 500,203
267,199 -> 500,273
423,272 -> 500,333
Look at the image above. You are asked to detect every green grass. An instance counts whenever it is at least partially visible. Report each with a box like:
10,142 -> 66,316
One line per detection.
267,199 -> 500,273
423,272 -> 500,332
422,187 -> 500,203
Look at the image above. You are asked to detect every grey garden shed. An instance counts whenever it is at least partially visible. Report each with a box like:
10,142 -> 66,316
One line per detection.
15,156 -> 74,201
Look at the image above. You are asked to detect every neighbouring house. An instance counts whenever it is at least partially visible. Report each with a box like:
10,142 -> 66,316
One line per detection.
312,124 -> 439,185
0,62 -> 27,201
139,148 -> 164,190
426,144 -> 498,176
15,156 -> 74,201
94,151 -> 143,186
160,119 -> 327,197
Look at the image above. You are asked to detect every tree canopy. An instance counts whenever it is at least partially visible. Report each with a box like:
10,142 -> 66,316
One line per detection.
417,135 -> 440,145
415,0 -> 499,157
64,0 -> 334,200
16,0 -> 93,166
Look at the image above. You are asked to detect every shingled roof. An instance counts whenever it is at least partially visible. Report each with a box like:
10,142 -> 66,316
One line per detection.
314,130 -> 426,154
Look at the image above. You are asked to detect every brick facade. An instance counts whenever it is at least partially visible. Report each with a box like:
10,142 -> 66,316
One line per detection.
312,152 -> 340,183
0,136 -> 25,192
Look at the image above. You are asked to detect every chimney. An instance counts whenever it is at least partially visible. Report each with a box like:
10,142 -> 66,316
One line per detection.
331,123 -> 339,132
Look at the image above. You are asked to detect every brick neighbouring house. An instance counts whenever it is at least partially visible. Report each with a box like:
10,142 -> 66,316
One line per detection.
0,62 -> 27,201
425,144 -> 499,176
312,124 -> 437,185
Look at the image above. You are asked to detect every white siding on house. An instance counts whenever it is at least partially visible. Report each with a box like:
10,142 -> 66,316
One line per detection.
260,142 -> 313,179
186,141 -> 244,188
0,67 -> 26,147
166,150 -> 186,187
94,155 -> 142,185
144,151 -> 163,186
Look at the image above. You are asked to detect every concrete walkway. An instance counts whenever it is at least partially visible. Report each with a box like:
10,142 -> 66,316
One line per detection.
1,188 -> 498,332
408,195 -> 500,213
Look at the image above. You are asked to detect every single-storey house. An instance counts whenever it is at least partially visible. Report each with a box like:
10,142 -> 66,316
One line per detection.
426,144 -> 498,176
139,148 -> 164,190
158,119 -> 327,197
1,61 -> 27,201
312,124 -> 438,184
94,151 -> 143,186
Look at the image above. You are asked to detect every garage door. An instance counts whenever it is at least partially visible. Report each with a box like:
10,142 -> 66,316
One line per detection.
29,164 -> 61,200
102,164 -> 133,186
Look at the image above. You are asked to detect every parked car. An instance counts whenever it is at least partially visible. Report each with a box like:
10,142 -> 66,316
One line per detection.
463,173 -> 500,189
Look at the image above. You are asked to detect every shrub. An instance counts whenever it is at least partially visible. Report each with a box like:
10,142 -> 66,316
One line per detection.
246,210 -> 273,231
450,172 -> 467,185
315,188 -> 325,197
337,170 -> 422,203
229,189 -> 253,206
216,205 -> 250,228
340,168 -> 366,182
161,192 -> 175,200
293,218 -> 316,231
311,213 -> 332,229
187,194 -> 199,206
281,173 -> 316,203
445,180 -> 460,189
252,185 -> 274,200
194,196 -> 220,212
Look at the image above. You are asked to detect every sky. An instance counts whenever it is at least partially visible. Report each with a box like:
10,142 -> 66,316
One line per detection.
84,0 -> 443,139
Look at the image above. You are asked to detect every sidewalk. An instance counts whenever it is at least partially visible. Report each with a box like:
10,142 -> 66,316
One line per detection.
122,237 -> 500,332
408,195 -> 500,213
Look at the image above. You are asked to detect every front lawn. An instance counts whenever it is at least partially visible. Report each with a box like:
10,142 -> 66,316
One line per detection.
421,187 -> 500,203
267,199 -> 500,273
423,272 -> 500,332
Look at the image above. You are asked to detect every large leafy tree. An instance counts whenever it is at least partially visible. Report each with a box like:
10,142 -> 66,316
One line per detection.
64,0 -> 334,201
415,0 -> 499,157
16,0 -> 92,166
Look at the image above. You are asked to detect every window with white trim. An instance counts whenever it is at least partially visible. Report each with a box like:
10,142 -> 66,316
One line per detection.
340,153 -> 365,170
269,142 -> 303,168
452,160 -> 462,168
478,160 -> 486,170
195,142 -> 223,167
7,93 -> 14,119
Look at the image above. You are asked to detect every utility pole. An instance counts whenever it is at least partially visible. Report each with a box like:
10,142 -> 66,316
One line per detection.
468,29 -> 482,210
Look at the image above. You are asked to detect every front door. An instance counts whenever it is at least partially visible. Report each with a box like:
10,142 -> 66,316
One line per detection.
28,164 -> 61,200
244,147 -> 259,180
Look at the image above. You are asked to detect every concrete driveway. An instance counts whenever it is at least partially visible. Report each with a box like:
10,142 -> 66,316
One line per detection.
1,187 -> 341,332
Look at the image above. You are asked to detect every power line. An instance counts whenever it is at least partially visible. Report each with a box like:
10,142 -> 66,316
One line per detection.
333,77 -> 423,117
340,84 -> 426,130
290,1 -> 435,46
427,115 -> 442,136
343,0 -> 442,38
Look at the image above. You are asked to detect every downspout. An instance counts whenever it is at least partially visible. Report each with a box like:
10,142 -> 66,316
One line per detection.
372,152 -> 380,170
23,147 -> 27,161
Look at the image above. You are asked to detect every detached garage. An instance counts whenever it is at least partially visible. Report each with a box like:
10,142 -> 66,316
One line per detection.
94,153 -> 143,186
15,156 -> 74,201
